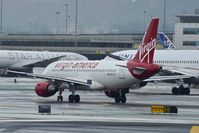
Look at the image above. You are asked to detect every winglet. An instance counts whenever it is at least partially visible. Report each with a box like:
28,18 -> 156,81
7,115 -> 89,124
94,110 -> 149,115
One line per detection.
133,18 -> 159,63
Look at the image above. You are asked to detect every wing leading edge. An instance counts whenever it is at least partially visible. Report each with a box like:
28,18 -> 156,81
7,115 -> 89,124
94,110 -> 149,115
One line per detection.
6,70 -> 92,87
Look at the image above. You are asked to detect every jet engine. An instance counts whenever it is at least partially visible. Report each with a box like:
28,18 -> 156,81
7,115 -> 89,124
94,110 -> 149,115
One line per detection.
35,81 -> 57,97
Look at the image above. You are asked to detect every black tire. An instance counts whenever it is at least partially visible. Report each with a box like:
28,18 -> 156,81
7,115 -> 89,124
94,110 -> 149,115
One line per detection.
172,87 -> 178,95
184,87 -> 190,95
68,95 -> 74,103
114,94 -> 120,103
75,95 -> 80,103
57,96 -> 63,102
60,96 -> 63,102
57,96 -> 60,101
120,95 -> 126,103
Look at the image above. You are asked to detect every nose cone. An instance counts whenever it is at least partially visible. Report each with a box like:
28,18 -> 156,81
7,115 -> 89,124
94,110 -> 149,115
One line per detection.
127,61 -> 161,80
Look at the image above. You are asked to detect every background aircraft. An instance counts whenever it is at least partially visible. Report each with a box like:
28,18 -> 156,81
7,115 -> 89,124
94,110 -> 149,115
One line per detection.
7,18 -> 165,103
0,50 -> 87,74
159,32 -> 176,49
105,33 -> 199,95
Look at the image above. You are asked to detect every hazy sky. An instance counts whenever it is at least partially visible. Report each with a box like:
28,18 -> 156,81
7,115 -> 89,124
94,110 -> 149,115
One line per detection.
2,0 -> 199,34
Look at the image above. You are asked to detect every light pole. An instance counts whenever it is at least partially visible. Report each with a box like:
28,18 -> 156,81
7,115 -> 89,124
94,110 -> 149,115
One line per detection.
0,0 -> 2,34
56,11 -> 60,34
143,10 -> 146,32
74,0 -> 78,51
163,0 -> 166,33
65,4 -> 69,34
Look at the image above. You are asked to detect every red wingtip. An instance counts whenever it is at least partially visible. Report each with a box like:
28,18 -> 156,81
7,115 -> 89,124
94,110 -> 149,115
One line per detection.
133,18 -> 159,63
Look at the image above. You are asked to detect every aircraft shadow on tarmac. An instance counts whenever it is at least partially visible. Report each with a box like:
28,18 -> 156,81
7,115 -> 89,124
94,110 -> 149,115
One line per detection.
34,99 -> 199,109
34,99 -> 148,107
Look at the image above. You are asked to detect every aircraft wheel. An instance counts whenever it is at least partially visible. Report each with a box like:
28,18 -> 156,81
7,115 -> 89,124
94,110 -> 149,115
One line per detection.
120,95 -> 126,103
60,96 -> 63,102
74,95 -> 80,103
184,87 -> 190,95
68,95 -> 74,103
57,96 -> 60,101
57,95 -> 63,102
172,87 -> 178,95
114,94 -> 120,103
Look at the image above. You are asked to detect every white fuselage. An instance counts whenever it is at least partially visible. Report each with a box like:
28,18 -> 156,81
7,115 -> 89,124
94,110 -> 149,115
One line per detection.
0,50 -> 87,71
43,60 -> 140,90
105,50 -> 199,68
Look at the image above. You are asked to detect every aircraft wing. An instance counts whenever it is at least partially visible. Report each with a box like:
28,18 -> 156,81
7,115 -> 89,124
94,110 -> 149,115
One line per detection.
145,65 -> 199,82
144,75 -> 193,82
23,55 -> 67,67
161,65 -> 199,77
6,70 -> 92,86
105,51 -> 126,60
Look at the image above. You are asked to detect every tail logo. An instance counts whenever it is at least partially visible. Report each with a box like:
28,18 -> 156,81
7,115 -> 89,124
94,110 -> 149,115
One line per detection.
163,38 -> 175,49
159,33 -> 176,49
139,38 -> 156,63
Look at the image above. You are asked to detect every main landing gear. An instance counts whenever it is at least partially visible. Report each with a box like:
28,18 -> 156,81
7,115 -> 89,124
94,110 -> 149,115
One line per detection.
68,84 -> 80,103
68,94 -> 80,103
172,85 -> 190,95
114,89 -> 129,103
56,84 -> 80,103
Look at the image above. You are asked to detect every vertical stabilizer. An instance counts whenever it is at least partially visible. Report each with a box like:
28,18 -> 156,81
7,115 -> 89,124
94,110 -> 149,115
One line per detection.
133,18 -> 159,63
159,32 -> 176,49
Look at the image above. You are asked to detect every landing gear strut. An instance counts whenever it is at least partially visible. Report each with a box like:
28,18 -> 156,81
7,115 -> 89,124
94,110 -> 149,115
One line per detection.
114,89 -> 129,103
57,90 -> 63,102
68,84 -> 80,103
172,85 -> 190,95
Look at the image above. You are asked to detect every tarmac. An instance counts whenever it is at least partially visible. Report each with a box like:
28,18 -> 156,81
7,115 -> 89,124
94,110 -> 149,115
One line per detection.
0,77 -> 198,133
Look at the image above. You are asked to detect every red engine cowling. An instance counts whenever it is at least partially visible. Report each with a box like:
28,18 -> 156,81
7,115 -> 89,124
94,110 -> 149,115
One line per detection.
35,81 -> 57,97
104,90 -> 118,98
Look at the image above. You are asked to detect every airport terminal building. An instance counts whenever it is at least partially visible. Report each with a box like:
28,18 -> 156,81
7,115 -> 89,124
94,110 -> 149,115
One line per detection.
175,8 -> 199,49
0,33 -> 168,59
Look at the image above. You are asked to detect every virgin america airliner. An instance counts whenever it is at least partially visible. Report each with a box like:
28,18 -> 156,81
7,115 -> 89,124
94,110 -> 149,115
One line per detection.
8,18 -> 167,103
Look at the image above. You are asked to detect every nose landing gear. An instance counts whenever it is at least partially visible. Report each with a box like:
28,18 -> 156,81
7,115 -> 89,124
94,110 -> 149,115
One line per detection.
57,90 -> 63,102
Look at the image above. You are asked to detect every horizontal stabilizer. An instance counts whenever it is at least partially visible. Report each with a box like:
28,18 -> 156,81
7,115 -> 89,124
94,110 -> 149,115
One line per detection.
105,51 -> 127,61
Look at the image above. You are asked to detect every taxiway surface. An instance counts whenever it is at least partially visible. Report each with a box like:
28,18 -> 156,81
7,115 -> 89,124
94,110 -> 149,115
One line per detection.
0,77 -> 198,133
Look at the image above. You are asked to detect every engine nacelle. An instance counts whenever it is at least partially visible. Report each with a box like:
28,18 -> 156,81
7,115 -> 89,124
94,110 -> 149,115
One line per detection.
35,81 -> 57,97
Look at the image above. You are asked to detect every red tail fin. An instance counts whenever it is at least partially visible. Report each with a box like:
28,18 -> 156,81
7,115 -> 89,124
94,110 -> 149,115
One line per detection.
133,18 -> 159,63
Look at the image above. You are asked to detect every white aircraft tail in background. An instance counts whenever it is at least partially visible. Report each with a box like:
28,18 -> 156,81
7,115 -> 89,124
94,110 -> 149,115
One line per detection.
159,32 -> 176,49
